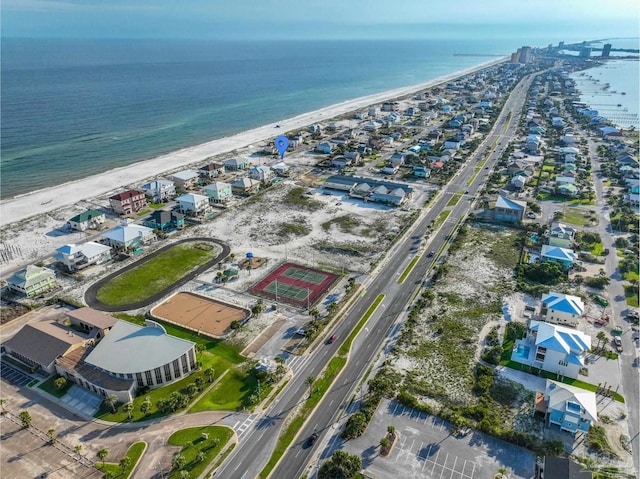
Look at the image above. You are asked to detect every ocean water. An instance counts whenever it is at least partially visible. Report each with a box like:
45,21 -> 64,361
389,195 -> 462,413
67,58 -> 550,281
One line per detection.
570,60 -> 640,129
2,38 -> 524,198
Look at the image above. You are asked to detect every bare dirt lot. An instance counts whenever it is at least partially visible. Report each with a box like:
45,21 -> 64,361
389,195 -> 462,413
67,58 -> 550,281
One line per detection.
151,292 -> 249,338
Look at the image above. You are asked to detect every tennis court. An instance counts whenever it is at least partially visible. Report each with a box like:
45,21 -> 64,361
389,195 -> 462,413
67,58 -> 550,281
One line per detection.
250,262 -> 340,308
281,267 -> 328,285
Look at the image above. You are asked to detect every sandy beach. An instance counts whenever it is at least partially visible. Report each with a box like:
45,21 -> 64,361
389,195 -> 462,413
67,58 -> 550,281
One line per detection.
0,57 -> 505,227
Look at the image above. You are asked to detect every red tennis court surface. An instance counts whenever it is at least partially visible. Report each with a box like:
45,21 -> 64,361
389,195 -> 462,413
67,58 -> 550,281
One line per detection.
250,262 -> 339,308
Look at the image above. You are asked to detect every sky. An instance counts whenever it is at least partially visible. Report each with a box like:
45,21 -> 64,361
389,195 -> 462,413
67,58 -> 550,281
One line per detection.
2,0 -> 639,40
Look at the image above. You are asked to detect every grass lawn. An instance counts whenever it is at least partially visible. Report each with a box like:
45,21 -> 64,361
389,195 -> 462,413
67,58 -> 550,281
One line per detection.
590,242 -> 605,256
446,194 -> 462,207
433,210 -> 451,230
96,242 -> 217,306
167,426 -> 233,479
38,375 -> 73,398
97,441 -> 146,478
625,285 -> 639,307
95,315 -> 247,422
623,271 -> 639,282
562,208 -> 595,227
136,209 -> 151,217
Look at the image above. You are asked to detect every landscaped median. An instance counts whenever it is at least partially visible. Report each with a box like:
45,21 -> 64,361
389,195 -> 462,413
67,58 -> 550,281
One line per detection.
258,294 -> 385,479
97,441 -> 146,479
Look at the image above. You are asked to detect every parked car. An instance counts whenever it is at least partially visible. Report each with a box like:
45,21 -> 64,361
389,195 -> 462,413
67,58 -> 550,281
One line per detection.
295,328 -> 307,337
614,336 -> 623,353
526,212 -> 536,219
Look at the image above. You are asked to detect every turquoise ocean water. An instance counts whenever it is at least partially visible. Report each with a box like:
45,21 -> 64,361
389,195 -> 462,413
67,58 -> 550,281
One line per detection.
2,36 -> 636,200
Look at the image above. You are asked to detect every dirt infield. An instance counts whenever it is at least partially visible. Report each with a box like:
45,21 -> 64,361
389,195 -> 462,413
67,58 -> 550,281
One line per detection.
150,292 -> 249,338
250,262 -> 340,308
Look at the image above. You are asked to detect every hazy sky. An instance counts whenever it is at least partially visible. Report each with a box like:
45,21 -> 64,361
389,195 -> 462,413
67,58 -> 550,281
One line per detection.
2,0 -> 639,40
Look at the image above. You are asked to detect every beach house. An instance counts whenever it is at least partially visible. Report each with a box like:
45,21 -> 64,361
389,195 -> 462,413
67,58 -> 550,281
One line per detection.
538,380 -> 597,435
541,291 -> 584,327
100,223 -> 155,250
512,320 -> 590,379
548,223 -> 576,248
198,162 -> 225,179
140,179 -> 176,203
55,242 -> 112,272
204,182 -> 233,203
6,265 -> 57,297
143,210 -> 185,231
231,178 -> 261,195
535,456 -> 593,479
109,190 -> 148,216
170,170 -> 200,192
176,193 -> 210,216
223,158 -> 248,171
485,195 -> 527,223
249,165 -> 274,183
540,244 -> 577,269
66,210 -> 106,232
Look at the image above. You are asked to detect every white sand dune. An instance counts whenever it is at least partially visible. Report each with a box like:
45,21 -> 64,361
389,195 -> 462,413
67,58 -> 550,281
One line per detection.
0,57 -> 505,227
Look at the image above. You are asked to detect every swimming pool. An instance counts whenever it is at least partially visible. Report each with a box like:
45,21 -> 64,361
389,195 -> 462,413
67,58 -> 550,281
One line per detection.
514,344 -> 530,360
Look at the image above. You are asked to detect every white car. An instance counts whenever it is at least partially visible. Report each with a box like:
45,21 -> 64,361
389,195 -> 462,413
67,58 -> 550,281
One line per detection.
526,212 -> 536,219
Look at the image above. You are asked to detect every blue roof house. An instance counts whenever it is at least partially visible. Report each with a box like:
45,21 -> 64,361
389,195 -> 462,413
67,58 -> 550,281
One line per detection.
513,320 -> 591,379
541,244 -> 577,269
543,380 -> 597,435
541,291 -> 584,327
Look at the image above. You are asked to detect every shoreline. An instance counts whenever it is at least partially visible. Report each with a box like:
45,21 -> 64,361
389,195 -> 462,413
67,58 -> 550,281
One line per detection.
0,56 -> 506,227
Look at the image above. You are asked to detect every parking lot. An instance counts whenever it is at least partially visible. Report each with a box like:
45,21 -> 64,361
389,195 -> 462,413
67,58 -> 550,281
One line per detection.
0,361 -> 33,387
0,414 -> 101,479
329,398 -> 535,479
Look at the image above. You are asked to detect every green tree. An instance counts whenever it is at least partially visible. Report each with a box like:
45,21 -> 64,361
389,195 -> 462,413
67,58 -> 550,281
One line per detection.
341,412 -> 368,439
596,331 -> 608,350
119,456 -> 132,474
54,377 -> 67,390
318,450 -> 362,479
309,308 -> 321,320
140,400 -> 152,416
0,398 -> 6,415
172,453 -> 187,471
387,425 -> 396,436
195,376 -> 204,390
196,450 -> 206,463
380,436 -> 391,449
205,368 -> 215,383
47,428 -> 57,444
104,394 -> 118,413
74,444 -> 83,457
179,470 -> 190,479
18,410 -> 32,428
97,448 -> 109,467
123,402 -> 134,420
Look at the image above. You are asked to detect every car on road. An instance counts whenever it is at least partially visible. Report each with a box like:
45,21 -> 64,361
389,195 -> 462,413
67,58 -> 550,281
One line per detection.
484,166 -> 489,169
328,334 -> 337,344
427,251 -> 435,257
614,336 -> 623,352
304,432 -> 319,448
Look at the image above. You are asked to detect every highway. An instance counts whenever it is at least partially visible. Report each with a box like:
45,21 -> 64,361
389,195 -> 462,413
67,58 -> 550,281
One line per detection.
215,70 -> 537,479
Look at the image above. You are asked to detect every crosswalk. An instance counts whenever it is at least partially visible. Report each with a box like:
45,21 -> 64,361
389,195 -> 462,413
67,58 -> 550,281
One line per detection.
234,413 -> 258,438
287,354 -> 311,373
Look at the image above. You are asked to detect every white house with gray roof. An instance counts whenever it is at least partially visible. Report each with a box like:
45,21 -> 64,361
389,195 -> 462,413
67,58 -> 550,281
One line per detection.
541,291 -> 584,327
59,319 -> 197,402
56,242 -> 112,272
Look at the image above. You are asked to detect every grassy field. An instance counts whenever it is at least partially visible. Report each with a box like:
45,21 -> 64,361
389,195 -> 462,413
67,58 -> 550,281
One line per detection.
167,426 -> 233,479
625,285 -> 639,307
446,194 -> 462,207
38,375 -> 73,398
562,208 -> 596,227
97,441 -> 146,478
95,314 -> 248,422
96,242 -> 218,306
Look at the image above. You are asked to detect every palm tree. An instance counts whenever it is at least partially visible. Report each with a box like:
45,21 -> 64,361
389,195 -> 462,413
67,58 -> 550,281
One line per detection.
104,394 -> 118,413
74,444 -> 83,457
306,376 -> 315,398
196,451 -> 206,463
47,428 -> 57,444
179,470 -> 190,479
97,448 -> 109,468
18,410 -> 32,428
0,398 -> 6,415
54,377 -> 67,390
172,453 -> 187,471
596,331 -> 608,351
205,368 -> 215,383
140,400 -> 152,416
387,425 -> 396,437
123,402 -> 134,420
119,456 -> 132,474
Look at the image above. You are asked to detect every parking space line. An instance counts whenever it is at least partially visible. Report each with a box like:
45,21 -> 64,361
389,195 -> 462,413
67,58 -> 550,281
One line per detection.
422,444 -> 433,471
393,402 -> 399,414
450,457 -> 457,479
431,449 -> 440,474
440,453 -> 449,479
470,462 -> 476,479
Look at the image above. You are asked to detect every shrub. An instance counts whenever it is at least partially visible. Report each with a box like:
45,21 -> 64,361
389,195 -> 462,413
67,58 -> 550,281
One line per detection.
341,412 -> 368,440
